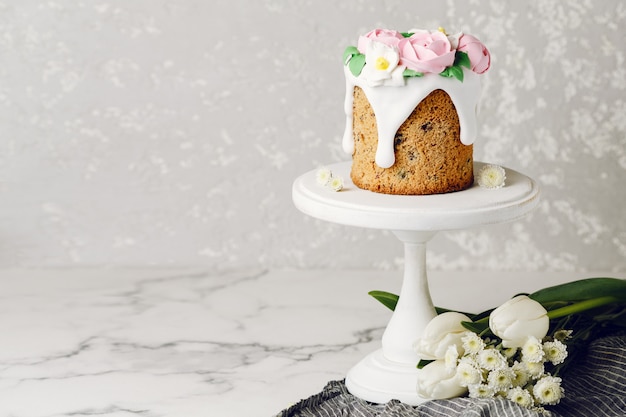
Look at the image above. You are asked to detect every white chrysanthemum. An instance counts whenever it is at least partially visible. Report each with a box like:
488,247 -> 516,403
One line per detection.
533,375 -> 564,405
456,361 -> 482,387
328,176 -> 344,192
445,344 -> 460,370
507,386 -> 534,408
468,383 -> 495,399
511,361 -> 530,387
553,329 -> 573,342
462,332 -> 485,355
487,368 -> 515,391
543,340 -> 568,365
477,164 -> 506,189
524,360 -> 545,378
478,348 -> 507,371
502,347 -> 518,360
522,336 -> 545,363
316,168 -> 332,186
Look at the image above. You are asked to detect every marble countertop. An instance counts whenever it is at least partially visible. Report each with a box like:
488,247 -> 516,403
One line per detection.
0,268 -> 617,417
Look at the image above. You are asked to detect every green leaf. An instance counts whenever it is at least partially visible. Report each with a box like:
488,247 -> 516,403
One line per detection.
440,65 -> 464,82
403,68 -> 424,78
529,278 -> 626,304
348,53 -> 366,76
417,359 -> 434,369
455,51 -> 471,69
461,320 -> 489,334
342,46 -> 360,65
368,290 -> 398,311
401,32 -> 413,38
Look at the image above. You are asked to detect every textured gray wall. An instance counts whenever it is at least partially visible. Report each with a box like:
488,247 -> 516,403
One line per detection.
0,1 -> 624,271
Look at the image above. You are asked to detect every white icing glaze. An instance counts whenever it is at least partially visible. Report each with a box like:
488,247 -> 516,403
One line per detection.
342,67 -> 482,168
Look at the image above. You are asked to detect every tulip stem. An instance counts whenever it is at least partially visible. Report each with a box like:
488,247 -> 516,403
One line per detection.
546,296 -> 619,319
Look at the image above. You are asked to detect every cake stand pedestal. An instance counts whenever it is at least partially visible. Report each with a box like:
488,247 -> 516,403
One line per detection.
292,162 -> 540,405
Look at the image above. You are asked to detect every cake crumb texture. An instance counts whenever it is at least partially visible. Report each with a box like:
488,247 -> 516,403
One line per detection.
350,87 -> 474,195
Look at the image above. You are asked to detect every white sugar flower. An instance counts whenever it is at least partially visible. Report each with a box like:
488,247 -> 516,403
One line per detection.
522,336 -> 545,363
524,360 -> 545,378
543,340 -> 568,365
487,368 -> 515,391
445,344 -> 460,370
316,167 -> 332,186
478,348 -> 507,371
468,383 -> 495,399
455,360 -> 482,387
462,331 -> 485,355
328,176 -> 344,192
507,386 -> 534,408
511,361 -> 530,387
361,41 -> 405,87
477,164 -> 506,189
533,375 -> 564,406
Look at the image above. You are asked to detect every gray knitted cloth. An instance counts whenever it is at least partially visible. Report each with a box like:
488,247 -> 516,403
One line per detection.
277,334 -> 626,417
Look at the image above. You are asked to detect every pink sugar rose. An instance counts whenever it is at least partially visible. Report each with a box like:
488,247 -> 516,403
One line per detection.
357,28 -> 404,53
457,34 -> 490,74
398,30 -> 456,74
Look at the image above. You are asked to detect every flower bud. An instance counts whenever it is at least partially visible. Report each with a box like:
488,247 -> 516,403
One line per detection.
416,360 -> 467,399
489,295 -> 549,348
414,312 -> 471,360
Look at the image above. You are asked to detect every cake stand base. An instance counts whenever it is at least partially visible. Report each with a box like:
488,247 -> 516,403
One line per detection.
346,349 -> 428,406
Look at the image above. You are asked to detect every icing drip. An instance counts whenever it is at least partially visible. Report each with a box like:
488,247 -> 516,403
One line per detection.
342,66 -> 482,168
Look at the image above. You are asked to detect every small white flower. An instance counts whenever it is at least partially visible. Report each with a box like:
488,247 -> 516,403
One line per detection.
478,348 -> 507,371
511,361 -> 530,387
553,329 -> 573,342
507,386 -> 534,408
524,360 -> 545,378
543,340 -> 568,365
462,332 -> 485,355
328,176 -> 344,192
477,164 -> 506,189
316,168 -> 332,186
487,368 -> 515,391
468,383 -> 495,399
455,360 -> 482,387
502,347 -> 518,359
522,336 -> 545,363
361,41 -> 405,87
445,344 -> 460,370
533,375 -> 564,406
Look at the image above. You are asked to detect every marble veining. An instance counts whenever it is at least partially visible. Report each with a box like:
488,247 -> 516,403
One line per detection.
0,268 -> 617,416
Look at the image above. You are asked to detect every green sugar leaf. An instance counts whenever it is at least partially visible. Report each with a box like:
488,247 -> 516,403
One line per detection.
343,46 -> 360,65
455,51 -> 471,69
403,68 -> 424,78
440,65 -> 464,82
401,32 -> 414,38
348,53 -> 366,76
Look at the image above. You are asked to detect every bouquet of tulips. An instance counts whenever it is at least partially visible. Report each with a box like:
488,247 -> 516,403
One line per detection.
370,277 -> 626,414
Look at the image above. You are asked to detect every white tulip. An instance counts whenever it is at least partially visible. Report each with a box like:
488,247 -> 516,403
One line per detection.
413,312 -> 472,360
416,360 -> 467,399
489,295 -> 549,348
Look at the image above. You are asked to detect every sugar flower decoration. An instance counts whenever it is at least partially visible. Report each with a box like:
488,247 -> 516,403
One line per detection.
316,168 -> 344,192
360,41 -> 405,87
477,164 -> 506,189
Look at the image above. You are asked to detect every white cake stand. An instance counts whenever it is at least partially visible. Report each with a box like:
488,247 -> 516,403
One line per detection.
292,161 -> 540,405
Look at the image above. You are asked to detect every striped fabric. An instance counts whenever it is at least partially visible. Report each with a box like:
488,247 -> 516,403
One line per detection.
277,334 -> 626,417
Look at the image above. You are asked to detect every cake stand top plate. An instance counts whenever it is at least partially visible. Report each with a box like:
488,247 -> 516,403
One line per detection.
292,162 -> 540,232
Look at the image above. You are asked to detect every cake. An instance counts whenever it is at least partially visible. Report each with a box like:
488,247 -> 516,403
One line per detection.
342,28 -> 490,195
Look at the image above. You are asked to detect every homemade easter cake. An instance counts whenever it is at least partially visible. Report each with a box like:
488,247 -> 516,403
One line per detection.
342,28 -> 490,195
